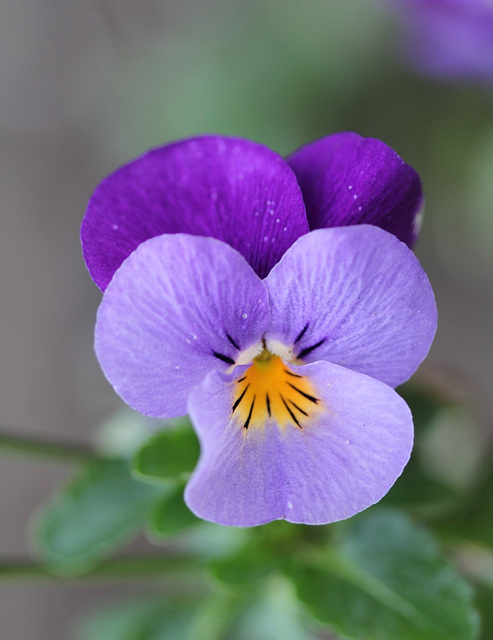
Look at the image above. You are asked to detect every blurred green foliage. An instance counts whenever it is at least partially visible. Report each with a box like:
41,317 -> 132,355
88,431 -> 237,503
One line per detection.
132,418 -> 199,482
28,379 -> 492,640
32,458 -> 165,573
290,510 -> 478,640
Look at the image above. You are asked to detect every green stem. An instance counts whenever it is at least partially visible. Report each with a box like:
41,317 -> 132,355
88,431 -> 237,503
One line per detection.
0,554 -> 207,582
0,427 -> 94,462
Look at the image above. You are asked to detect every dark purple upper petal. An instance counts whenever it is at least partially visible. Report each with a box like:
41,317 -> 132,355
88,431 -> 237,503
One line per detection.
287,133 -> 423,248
82,135 -> 309,290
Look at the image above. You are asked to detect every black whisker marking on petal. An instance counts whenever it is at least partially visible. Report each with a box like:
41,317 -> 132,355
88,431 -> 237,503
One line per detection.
237,376 -> 246,383
280,393 -> 302,429
232,384 -> 250,413
266,393 -> 271,417
213,351 -> 235,365
244,395 -> 256,430
297,338 -> 326,360
287,382 -> 319,404
294,323 -> 309,344
288,399 -> 309,417
284,369 -> 302,378
226,333 -> 240,350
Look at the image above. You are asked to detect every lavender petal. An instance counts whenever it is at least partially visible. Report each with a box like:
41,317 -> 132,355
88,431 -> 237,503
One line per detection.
95,234 -> 269,417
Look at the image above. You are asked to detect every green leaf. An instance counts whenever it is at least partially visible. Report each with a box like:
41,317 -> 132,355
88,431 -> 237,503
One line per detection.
398,384 -> 446,435
289,509 -> 479,640
132,420 -> 200,482
448,463 -> 493,548
227,576 -> 318,640
210,548 -> 276,586
473,584 -> 493,640
186,593 -> 247,640
94,407 -> 166,459
77,597 -> 201,640
384,463 -> 459,509
148,482 -> 200,538
77,599 -> 161,640
32,458 -> 162,573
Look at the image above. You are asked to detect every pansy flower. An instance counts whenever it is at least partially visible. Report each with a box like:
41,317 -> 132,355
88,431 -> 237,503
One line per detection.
388,0 -> 493,82
82,134 -> 436,527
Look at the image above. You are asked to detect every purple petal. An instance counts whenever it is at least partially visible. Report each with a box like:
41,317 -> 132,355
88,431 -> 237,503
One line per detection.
264,226 -> 437,388
184,361 -> 413,526
82,135 -> 309,290
95,234 -> 269,418
287,132 -> 423,248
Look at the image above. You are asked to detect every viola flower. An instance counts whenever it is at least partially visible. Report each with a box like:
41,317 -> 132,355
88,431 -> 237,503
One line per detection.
83,134 -> 435,526
388,0 -> 493,82
81,134 -> 423,291
93,225 -> 436,526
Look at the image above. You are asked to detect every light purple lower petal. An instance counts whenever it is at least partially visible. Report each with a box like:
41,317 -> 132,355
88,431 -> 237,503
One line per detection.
95,234 -> 269,418
184,361 -> 413,527
264,226 -> 437,388
82,135 -> 309,290
287,132 -> 423,248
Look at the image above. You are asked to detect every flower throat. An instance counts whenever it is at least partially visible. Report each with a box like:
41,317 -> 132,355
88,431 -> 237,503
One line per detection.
232,348 -> 321,430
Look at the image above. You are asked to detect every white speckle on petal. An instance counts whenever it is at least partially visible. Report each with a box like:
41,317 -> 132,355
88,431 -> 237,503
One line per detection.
242,313 -> 248,319
348,185 -> 353,190
287,501 -> 293,509
263,236 -> 268,242
353,194 -> 358,200
175,365 -> 180,370
112,224 -> 119,231
269,209 -> 274,215
283,227 -> 287,232
276,218 -> 280,223
358,206 -> 362,211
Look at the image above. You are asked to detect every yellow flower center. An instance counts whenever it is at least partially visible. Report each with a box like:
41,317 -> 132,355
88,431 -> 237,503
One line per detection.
232,349 -> 321,431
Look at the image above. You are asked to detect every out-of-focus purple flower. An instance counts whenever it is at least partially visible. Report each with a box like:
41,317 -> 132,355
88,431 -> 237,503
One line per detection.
81,134 -> 423,290
391,0 -> 493,81
84,135 -> 436,527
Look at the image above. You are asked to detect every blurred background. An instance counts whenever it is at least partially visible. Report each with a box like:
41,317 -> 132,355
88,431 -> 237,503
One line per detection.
1,1 -> 493,638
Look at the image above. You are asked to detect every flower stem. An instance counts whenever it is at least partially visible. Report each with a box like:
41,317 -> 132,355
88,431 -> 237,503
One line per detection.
0,427 -> 94,462
0,554 -> 206,582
